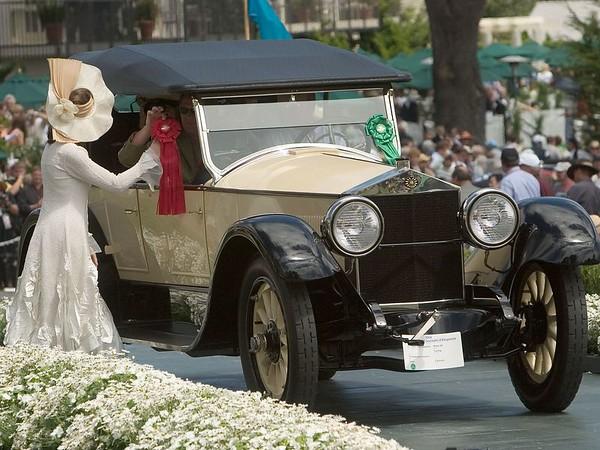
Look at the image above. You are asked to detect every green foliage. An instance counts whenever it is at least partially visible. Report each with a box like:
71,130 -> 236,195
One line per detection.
0,62 -> 16,83
135,0 -> 158,21
0,141 -> 44,168
32,0 -> 66,26
582,265 -> 600,296
370,8 -> 429,59
311,31 -> 352,50
483,0 -> 537,18
567,11 -> 600,140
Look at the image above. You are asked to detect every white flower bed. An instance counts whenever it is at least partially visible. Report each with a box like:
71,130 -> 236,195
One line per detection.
0,343 -> 405,450
587,294 -> 600,354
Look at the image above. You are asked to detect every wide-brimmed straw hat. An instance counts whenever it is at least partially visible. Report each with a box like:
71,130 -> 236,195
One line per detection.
46,58 -> 114,143
567,159 -> 598,180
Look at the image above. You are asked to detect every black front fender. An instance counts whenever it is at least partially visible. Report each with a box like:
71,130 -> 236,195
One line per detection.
514,196 -> 600,266
218,214 -> 341,282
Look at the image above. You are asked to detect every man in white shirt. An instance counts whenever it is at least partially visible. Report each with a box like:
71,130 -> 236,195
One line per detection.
500,148 -> 541,202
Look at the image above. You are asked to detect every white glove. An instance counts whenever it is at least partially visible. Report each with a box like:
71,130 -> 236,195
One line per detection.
139,143 -> 163,192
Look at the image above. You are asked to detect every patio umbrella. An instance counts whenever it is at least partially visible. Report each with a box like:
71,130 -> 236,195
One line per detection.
0,73 -> 48,109
479,43 -> 517,59
514,41 -> 551,60
545,47 -> 573,67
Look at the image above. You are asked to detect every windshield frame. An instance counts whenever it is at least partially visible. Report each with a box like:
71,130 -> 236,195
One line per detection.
193,88 -> 400,183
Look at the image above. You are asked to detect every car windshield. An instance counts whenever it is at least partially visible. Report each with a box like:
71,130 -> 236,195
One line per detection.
200,90 -> 389,171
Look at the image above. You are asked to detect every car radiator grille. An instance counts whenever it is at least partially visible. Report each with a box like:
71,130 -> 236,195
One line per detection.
358,191 -> 464,304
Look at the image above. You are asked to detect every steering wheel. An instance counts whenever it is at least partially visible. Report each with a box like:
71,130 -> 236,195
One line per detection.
296,126 -> 349,147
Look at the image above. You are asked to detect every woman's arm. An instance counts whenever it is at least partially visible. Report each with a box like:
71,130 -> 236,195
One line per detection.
63,145 -> 158,192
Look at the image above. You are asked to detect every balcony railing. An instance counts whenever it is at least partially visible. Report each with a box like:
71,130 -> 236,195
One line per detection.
0,0 -> 394,60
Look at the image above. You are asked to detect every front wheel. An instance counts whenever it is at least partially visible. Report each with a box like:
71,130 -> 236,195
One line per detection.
507,263 -> 587,412
238,258 -> 318,407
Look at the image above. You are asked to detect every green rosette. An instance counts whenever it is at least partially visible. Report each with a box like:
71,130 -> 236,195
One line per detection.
365,114 -> 400,165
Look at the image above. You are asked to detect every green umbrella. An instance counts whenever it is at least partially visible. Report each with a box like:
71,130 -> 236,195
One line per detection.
404,66 -> 432,90
545,47 -> 572,67
114,94 -> 139,113
387,48 -> 432,72
479,43 -> 517,59
0,73 -> 48,109
514,41 -> 550,60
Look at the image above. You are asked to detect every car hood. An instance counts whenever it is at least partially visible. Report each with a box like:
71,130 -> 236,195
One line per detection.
213,147 -> 393,195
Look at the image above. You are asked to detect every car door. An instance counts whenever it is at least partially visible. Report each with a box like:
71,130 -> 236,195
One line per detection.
137,186 -> 210,286
89,186 -> 150,278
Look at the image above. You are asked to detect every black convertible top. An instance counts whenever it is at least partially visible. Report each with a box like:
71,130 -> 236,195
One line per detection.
73,39 -> 410,96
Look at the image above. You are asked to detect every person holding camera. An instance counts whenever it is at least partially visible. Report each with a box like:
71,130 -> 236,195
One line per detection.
0,182 -> 20,289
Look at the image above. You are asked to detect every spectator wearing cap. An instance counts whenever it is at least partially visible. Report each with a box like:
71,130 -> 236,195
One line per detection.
552,162 -> 573,196
451,167 -> 479,201
520,149 -> 553,196
567,160 -> 600,215
500,147 -> 541,201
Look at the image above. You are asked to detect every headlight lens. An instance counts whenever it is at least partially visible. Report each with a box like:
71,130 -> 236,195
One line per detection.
464,190 -> 519,248
323,197 -> 383,256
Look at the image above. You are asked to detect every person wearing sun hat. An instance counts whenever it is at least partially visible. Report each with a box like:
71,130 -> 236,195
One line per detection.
3,58 -> 160,353
552,161 -> 573,196
567,159 -> 600,216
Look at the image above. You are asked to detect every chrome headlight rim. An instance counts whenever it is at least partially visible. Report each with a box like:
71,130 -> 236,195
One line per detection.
322,196 -> 384,257
461,188 -> 520,250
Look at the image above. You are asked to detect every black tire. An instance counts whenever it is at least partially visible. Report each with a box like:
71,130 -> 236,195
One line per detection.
507,263 -> 587,412
238,258 -> 318,407
318,369 -> 337,381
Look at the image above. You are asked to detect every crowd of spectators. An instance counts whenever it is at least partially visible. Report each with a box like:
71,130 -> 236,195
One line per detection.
0,94 -> 48,290
397,120 -> 600,226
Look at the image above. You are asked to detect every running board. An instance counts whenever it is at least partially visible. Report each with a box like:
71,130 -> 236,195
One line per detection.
118,320 -> 200,351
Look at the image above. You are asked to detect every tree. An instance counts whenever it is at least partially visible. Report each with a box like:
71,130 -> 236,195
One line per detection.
567,10 -> 600,140
483,0 -> 537,18
370,7 -> 430,59
425,0 -> 486,141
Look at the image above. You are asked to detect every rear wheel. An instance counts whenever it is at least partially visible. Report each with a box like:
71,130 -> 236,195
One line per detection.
238,258 -> 318,406
507,263 -> 586,412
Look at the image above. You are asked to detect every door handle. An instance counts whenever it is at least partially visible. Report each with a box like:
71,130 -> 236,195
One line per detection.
124,209 -> 137,215
187,209 -> 203,215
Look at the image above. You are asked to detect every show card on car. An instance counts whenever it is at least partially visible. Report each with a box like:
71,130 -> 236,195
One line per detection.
402,332 -> 465,371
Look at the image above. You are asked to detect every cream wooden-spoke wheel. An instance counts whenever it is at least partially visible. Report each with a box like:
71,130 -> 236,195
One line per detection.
251,279 -> 288,399
519,270 -> 557,383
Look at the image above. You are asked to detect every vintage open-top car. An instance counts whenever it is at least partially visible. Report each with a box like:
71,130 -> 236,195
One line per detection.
20,40 -> 600,410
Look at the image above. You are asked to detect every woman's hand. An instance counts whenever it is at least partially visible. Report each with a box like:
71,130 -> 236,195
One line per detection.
90,253 -> 98,267
145,106 -> 165,129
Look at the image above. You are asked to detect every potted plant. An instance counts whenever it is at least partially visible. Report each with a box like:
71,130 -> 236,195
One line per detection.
34,0 -> 66,45
135,0 -> 159,41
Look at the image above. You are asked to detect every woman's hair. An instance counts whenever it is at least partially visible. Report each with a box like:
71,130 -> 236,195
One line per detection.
10,116 -> 26,137
69,88 -> 92,106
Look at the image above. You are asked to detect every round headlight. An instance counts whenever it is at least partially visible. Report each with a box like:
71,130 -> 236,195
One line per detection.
322,197 -> 384,256
462,189 -> 519,249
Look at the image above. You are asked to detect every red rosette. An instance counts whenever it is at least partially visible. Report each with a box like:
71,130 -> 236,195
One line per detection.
151,118 -> 186,215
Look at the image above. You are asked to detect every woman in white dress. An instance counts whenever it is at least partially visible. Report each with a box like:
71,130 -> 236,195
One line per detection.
4,58 -> 159,353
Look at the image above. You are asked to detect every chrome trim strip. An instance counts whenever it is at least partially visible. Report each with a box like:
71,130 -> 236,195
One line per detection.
121,337 -> 193,352
194,98 -> 222,183
384,88 -> 402,153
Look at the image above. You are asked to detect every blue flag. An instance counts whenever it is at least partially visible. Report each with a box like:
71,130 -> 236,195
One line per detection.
248,0 -> 292,40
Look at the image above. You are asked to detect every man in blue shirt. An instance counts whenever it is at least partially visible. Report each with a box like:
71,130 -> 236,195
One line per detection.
499,148 -> 541,202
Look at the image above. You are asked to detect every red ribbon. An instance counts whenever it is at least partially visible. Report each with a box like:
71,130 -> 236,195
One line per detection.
151,118 -> 186,215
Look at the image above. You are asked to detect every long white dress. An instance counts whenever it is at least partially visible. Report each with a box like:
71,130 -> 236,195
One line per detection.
4,142 -> 157,353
